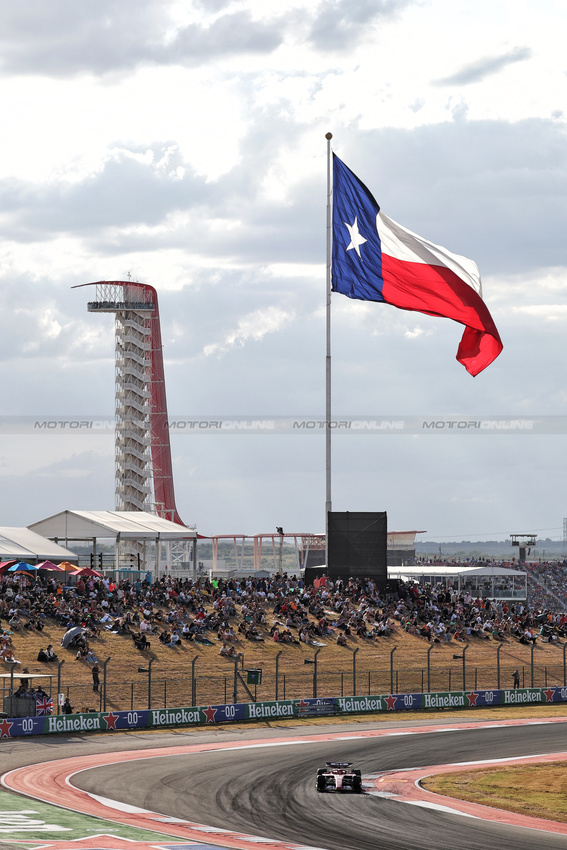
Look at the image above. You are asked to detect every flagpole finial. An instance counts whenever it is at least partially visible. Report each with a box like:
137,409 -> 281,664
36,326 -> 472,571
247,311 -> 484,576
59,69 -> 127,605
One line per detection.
325,132 -> 332,140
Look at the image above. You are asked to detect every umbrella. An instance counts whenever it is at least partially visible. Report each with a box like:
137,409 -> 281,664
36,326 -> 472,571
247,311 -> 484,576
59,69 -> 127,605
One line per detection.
8,561 -> 39,572
61,626 -> 86,648
36,560 -> 64,572
71,567 -> 103,578
58,561 -> 80,572
0,560 -> 17,573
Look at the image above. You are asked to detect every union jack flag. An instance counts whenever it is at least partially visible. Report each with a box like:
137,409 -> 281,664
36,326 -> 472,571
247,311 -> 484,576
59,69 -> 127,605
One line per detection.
35,696 -> 53,716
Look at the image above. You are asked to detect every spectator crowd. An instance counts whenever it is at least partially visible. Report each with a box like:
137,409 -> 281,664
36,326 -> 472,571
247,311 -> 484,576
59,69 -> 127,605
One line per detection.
1,559 -> 567,674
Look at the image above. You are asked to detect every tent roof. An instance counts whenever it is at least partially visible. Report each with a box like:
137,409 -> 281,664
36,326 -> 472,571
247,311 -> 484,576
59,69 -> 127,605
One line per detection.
0,673 -> 55,680
0,527 -> 77,562
389,564 -> 526,578
29,510 -> 197,541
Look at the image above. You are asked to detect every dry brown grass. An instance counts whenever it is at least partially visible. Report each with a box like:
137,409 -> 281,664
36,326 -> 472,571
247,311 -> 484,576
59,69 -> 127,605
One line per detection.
423,763 -> 567,823
4,610 -> 567,712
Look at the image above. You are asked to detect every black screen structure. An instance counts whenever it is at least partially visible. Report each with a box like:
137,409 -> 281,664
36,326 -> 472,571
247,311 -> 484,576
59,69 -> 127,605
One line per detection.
327,511 -> 387,584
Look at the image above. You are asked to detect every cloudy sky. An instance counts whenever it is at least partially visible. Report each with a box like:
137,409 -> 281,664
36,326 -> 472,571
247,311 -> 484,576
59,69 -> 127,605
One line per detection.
1,0 -> 566,544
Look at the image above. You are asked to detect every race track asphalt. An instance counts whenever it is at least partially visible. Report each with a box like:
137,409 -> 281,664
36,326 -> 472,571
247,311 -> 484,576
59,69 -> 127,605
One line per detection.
74,722 -> 567,850
3,719 -> 567,850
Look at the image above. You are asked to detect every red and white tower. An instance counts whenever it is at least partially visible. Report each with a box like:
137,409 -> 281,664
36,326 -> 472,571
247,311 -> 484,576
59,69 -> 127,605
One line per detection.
76,280 -> 183,525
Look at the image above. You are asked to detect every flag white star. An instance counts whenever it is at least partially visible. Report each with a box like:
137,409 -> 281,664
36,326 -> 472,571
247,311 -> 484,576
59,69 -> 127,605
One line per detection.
344,216 -> 367,258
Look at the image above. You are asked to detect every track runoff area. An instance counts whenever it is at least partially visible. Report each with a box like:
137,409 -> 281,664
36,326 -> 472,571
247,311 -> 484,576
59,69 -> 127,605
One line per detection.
2,716 -> 567,849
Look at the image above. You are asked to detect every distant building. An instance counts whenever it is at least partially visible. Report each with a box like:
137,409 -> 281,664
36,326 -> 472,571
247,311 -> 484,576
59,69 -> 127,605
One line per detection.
301,530 -> 425,569
387,531 -> 426,566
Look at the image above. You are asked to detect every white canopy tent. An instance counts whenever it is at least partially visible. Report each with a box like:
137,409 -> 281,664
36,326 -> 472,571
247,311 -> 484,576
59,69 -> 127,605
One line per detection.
28,510 -> 198,576
388,564 -> 527,600
0,527 -> 77,563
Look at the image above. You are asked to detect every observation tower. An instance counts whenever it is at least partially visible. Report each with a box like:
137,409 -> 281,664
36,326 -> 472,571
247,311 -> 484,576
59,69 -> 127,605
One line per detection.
75,280 -> 183,525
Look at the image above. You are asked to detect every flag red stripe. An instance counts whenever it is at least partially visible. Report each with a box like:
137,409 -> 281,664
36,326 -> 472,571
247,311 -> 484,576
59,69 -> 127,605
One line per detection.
381,254 -> 503,376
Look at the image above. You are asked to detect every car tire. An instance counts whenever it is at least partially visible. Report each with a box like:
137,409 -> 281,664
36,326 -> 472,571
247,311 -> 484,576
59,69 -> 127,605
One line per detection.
317,768 -> 326,775
316,777 -> 326,792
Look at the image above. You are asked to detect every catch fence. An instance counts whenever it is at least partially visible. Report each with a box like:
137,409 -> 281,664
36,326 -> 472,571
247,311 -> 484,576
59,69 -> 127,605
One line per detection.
4,647 -> 567,713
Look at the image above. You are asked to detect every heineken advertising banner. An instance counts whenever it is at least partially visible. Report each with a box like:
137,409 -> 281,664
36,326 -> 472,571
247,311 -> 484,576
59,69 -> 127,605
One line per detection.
1,686 -> 566,738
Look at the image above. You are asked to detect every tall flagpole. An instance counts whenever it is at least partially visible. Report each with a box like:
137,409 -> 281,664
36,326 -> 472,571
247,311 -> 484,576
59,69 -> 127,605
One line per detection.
325,132 -> 333,568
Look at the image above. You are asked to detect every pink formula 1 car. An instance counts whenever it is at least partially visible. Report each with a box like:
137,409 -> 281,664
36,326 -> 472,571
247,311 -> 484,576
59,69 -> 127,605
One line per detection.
316,762 -> 362,793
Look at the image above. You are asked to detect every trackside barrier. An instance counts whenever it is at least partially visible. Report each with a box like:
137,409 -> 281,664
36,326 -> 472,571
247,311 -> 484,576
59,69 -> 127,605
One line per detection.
1,686 -> 566,738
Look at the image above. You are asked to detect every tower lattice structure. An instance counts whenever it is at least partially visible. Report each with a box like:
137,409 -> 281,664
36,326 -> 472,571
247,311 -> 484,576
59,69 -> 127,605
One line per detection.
78,280 -> 183,525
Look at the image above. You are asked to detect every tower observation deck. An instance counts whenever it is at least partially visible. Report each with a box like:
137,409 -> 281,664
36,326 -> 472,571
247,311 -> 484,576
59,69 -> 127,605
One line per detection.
75,280 -> 183,525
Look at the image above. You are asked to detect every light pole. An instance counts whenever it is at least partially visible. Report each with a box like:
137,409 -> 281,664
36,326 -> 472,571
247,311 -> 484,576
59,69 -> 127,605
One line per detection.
276,527 -> 284,574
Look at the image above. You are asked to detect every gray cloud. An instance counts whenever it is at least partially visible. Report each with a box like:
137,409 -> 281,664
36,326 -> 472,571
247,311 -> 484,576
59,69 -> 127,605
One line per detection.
3,115 -> 567,280
0,2 -> 286,76
340,117 -> 567,275
308,0 -> 411,51
435,46 -> 533,86
0,144 -> 209,238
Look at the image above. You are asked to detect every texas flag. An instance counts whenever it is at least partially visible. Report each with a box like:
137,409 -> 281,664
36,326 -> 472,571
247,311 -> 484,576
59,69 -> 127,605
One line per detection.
331,154 -> 503,376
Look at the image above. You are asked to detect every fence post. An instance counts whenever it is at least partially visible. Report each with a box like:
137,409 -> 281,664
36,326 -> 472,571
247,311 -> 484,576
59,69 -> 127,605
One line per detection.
102,657 -> 111,712
9,662 -> 17,699
530,644 -> 534,687
57,660 -> 65,714
148,658 -> 155,710
427,645 -> 433,693
462,644 -> 469,691
313,649 -> 321,698
233,658 -> 238,704
390,646 -> 397,694
352,647 -> 359,696
497,643 -> 502,689
564,643 -> 567,687
275,651 -> 282,701
191,655 -> 199,706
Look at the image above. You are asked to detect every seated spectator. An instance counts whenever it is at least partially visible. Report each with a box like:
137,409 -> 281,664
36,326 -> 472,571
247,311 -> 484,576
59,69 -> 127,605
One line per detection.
169,630 -> 181,647
45,644 -> 57,662
133,632 -> 150,650
219,642 -> 237,658
8,614 -> 23,631
336,632 -> 347,646
520,629 -> 537,645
